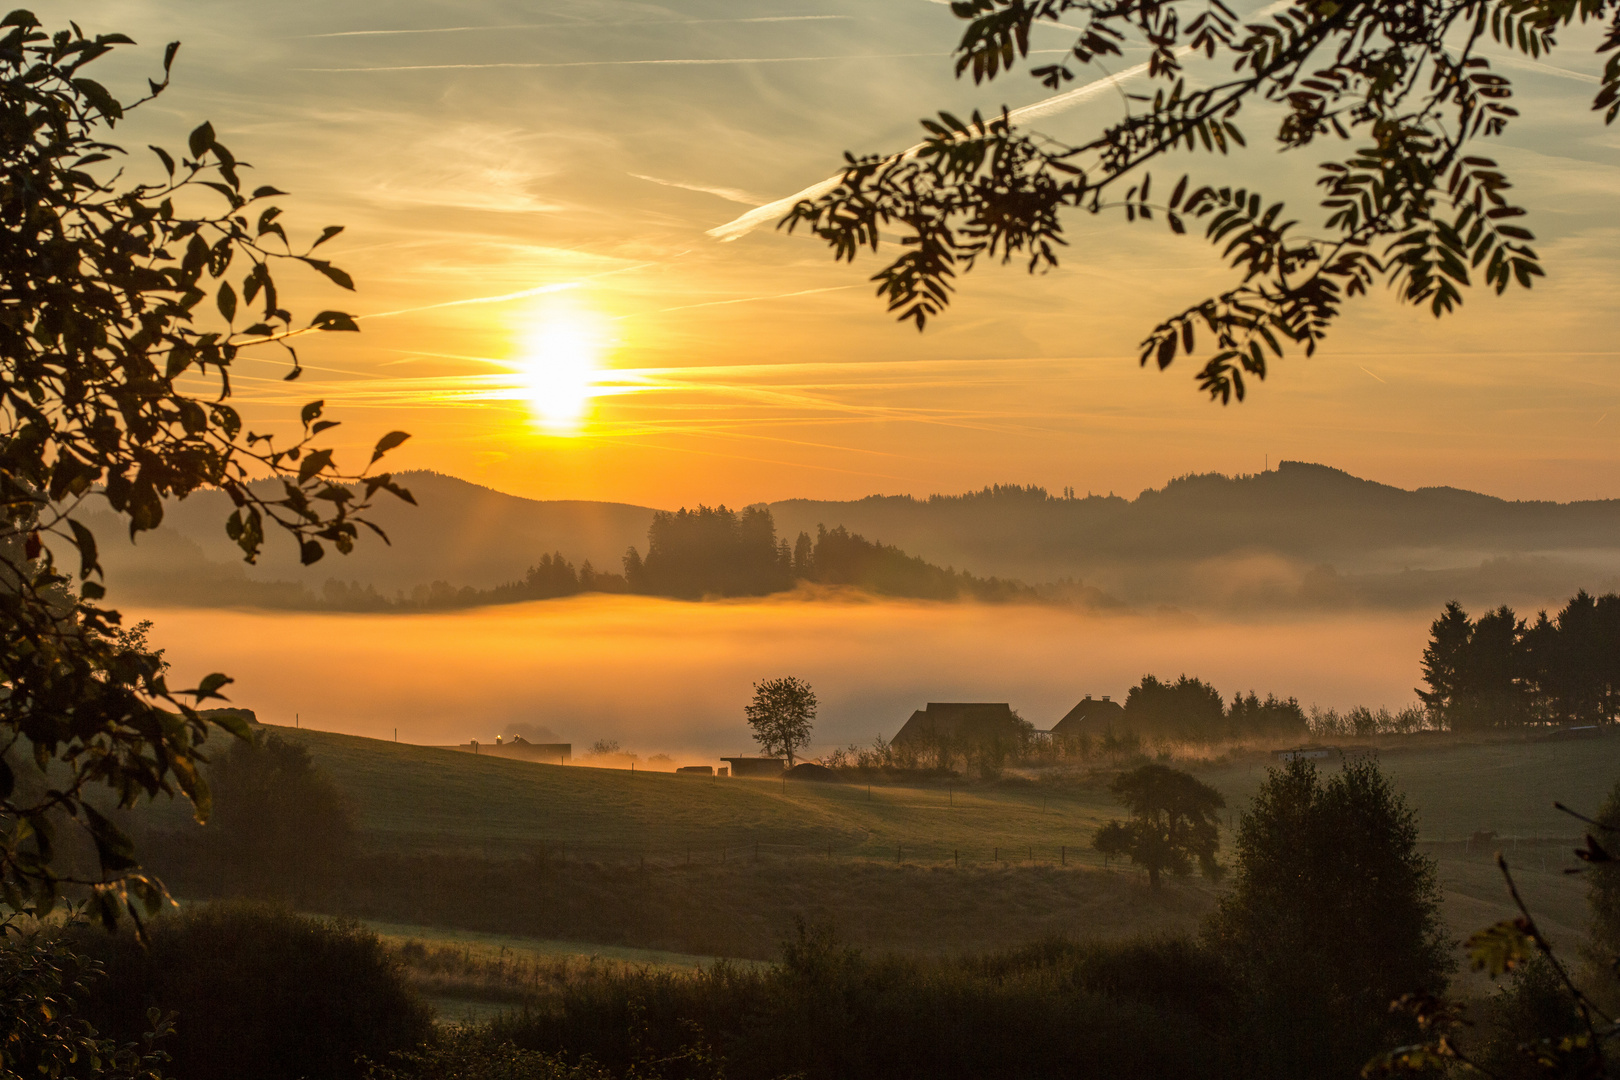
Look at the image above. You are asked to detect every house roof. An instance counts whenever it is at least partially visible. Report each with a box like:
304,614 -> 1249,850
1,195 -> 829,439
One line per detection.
892,702 -> 1023,746
1051,695 -> 1125,736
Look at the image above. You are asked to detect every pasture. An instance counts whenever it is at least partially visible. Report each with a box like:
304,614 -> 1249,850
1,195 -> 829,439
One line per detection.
144,725 -> 1618,967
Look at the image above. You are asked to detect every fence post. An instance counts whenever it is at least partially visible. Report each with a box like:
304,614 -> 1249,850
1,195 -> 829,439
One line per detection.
897,844 -> 902,863
954,849 -> 959,867
1061,845 -> 1066,866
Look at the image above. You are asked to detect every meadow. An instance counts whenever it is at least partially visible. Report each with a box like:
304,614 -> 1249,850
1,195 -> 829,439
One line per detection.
140,723 -> 1616,972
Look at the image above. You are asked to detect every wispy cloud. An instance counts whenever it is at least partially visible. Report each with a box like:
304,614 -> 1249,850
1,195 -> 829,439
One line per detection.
304,16 -> 855,39
709,0 -> 1294,242
301,53 -> 948,73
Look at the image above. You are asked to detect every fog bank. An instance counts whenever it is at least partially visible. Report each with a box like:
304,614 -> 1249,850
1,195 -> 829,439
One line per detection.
136,596 -> 1430,762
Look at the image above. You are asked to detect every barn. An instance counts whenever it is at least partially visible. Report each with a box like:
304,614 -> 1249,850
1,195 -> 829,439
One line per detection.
1050,695 -> 1125,737
891,702 -> 1026,749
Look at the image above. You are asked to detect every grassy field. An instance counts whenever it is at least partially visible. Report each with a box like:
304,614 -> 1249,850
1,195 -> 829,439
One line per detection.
142,725 -> 1619,968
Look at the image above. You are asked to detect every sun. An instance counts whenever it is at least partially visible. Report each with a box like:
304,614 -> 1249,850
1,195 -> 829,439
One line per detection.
515,311 -> 603,433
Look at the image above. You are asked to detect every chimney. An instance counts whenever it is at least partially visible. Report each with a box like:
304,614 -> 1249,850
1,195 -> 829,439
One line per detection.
1101,695 -> 1111,702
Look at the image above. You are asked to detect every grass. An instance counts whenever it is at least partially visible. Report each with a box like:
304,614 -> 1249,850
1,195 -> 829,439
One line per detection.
138,724 -> 1620,966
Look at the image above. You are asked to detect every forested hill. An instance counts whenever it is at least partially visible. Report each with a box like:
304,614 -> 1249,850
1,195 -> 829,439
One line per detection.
766,463 -> 1620,612
97,464 -> 1620,613
772,463 -> 1620,573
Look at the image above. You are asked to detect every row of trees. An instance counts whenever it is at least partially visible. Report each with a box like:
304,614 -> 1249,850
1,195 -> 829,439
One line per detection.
624,507 -> 1031,601
1123,675 -> 1308,741
312,507 -> 1041,612
1419,591 -> 1620,728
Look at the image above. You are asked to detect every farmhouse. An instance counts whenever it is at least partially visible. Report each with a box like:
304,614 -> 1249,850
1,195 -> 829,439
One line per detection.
1050,695 -> 1124,737
892,702 -> 1025,749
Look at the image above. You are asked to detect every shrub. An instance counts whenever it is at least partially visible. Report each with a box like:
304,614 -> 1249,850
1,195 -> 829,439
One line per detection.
70,902 -> 433,1080
1206,757 -> 1450,1078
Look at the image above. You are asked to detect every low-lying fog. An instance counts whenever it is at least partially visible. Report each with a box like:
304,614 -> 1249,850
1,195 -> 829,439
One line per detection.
136,596 -> 1430,764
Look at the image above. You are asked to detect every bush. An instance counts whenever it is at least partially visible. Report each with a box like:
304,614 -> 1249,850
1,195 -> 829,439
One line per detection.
490,924 -> 1240,1080
204,731 -> 356,900
365,1028 -> 615,1080
70,902 -> 433,1080
1205,757 -> 1450,1078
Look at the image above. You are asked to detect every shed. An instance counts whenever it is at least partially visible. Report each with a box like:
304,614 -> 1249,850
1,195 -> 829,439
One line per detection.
891,702 -> 1024,749
721,756 -> 785,777
676,765 -> 714,776
1050,695 -> 1125,737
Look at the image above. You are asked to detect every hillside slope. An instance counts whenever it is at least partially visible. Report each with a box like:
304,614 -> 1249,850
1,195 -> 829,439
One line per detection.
97,462 -> 1620,612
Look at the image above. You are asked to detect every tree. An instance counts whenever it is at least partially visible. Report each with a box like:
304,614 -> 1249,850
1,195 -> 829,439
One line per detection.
1207,757 -> 1449,1076
1417,600 -> 1474,724
0,14 -> 409,930
1091,762 -> 1224,887
1122,673 -> 1225,741
745,677 -> 818,766
202,731 -> 355,901
783,0 -> 1620,402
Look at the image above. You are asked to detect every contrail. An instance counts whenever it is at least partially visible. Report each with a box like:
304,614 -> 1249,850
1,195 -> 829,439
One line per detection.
302,53 -> 947,73
629,173 -> 762,206
358,281 -> 582,321
304,16 -> 854,39
709,0 -> 1292,242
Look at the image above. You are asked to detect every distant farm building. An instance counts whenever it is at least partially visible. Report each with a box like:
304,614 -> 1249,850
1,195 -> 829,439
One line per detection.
1050,695 -> 1124,737
892,702 -> 1025,749
1272,745 -> 1337,762
449,736 -> 571,764
676,765 -> 714,776
722,756 -> 785,777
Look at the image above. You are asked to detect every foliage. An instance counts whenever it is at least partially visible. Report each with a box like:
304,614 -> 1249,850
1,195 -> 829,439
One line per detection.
782,0 -> 1620,400
744,677 -> 818,766
800,523 -> 1035,601
1417,592 -> 1620,728
364,1028 -> 615,1080
1124,675 -> 1227,741
1116,675 -> 1307,741
160,729 -> 355,903
1092,762 -> 1223,887
624,506 -> 789,598
0,919 -> 174,1079
1585,779 -> 1620,1009
0,13 -> 409,925
70,902 -> 434,1080
488,927 -> 1240,1080
1364,818 -> 1619,1080
616,507 -> 1036,603
1208,757 -> 1449,1077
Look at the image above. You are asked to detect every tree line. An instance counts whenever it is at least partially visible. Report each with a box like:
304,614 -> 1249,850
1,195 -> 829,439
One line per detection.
311,505 -> 1037,611
625,505 -> 1035,601
1418,590 -> 1620,729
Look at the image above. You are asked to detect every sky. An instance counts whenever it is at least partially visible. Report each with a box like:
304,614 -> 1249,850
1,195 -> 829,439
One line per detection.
51,0 -> 1620,508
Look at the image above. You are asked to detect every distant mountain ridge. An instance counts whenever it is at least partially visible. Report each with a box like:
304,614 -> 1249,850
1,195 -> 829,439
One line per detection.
95,463 -> 1620,614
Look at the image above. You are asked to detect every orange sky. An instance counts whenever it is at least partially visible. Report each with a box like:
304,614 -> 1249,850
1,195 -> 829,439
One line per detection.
59,0 -> 1620,508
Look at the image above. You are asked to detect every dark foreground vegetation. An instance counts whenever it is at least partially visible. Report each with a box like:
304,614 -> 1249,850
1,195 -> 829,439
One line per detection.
37,767 -> 1616,1080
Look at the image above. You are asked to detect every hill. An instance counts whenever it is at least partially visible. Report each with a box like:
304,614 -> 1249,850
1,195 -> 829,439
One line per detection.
132,725 -> 1616,961
769,463 -> 1620,610
95,471 -> 656,604
95,462 -> 1620,613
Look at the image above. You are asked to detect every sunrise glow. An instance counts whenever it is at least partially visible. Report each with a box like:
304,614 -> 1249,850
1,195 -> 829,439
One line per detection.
514,312 -> 603,434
